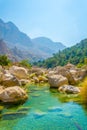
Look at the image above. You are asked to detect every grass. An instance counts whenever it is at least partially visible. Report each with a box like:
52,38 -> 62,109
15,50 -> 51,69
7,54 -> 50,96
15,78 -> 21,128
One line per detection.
78,77 -> 87,104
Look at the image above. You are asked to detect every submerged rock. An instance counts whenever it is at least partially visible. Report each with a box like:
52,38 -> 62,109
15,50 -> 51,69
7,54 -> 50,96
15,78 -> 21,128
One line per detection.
48,106 -> 62,112
33,110 -> 46,119
31,94 -> 40,97
17,107 -> 31,112
58,112 -> 73,119
0,86 -> 28,103
1,112 -> 28,120
58,85 -> 80,94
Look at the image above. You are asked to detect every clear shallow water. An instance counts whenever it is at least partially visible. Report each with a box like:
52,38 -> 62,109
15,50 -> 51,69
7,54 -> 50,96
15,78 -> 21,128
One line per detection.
0,84 -> 87,130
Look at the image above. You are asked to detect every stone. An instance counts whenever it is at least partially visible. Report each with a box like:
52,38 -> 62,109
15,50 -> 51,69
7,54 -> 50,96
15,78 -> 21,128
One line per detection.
53,65 -> 86,85
48,74 -> 68,88
58,85 -> 80,94
33,76 -> 39,83
33,110 -> 46,119
1,73 -> 21,87
30,67 -> 46,76
0,86 -> 28,103
0,85 -> 4,92
2,112 -> 28,120
20,79 -> 30,86
54,66 -> 76,85
9,66 -> 28,79
38,75 -> 48,82
48,106 -> 62,112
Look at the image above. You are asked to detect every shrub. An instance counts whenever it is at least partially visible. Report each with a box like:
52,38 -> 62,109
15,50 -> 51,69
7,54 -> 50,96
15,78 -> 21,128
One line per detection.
80,80 -> 87,104
20,60 -> 32,69
0,55 -> 11,66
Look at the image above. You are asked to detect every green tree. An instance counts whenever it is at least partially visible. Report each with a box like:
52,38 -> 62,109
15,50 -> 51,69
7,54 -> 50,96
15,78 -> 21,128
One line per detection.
20,59 -> 32,68
0,55 -> 11,66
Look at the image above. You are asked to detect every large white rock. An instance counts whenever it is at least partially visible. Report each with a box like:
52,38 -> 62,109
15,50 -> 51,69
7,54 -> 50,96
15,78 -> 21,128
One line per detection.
0,86 -> 28,103
48,74 -> 68,88
1,73 -> 21,87
30,67 -> 46,76
52,64 -> 87,85
9,66 -> 28,79
58,85 -> 80,94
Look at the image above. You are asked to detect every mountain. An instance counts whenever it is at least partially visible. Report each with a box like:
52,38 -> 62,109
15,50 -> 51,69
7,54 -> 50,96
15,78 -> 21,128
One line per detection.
32,37 -> 65,57
0,18 -> 66,61
35,39 -> 87,68
0,19 -> 32,49
0,39 -> 17,61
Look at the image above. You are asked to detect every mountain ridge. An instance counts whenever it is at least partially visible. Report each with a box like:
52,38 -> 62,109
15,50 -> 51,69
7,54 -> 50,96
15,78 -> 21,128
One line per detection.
35,39 -> 87,68
0,18 -> 66,61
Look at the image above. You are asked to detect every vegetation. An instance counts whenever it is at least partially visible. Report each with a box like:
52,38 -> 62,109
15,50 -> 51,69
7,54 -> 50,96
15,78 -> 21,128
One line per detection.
79,78 -> 87,105
19,59 -> 32,68
35,39 -> 87,68
0,55 -> 11,66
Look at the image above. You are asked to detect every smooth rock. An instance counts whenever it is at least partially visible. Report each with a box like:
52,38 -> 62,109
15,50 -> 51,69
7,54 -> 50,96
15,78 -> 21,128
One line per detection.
9,66 -> 28,79
58,85 -> 80,94
0,86 -> 28,103
1,73 -> 21,87
2,112 -> 27,120
48,74 -> 68,88
20,79 -> 30,86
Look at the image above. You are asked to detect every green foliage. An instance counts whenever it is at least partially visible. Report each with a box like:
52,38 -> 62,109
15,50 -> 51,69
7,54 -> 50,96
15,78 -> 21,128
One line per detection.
20,60 -> 32,68
0,55 -> 11,66
35,39 -> 87,68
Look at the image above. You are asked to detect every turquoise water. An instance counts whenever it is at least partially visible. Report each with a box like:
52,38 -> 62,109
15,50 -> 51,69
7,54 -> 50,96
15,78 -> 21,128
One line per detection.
0,84 -> 87,130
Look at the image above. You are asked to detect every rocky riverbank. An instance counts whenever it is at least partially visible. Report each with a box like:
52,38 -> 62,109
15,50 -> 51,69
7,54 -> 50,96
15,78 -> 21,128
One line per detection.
0,63 -> 87,104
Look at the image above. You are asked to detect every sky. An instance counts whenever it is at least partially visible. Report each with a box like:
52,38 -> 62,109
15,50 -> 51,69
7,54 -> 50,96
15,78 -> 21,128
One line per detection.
0,0 -> 87,46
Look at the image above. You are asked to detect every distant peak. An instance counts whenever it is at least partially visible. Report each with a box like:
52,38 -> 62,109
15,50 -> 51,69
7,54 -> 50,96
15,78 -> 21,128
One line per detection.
7,21 -> 15,25
6,21 -> 19,30
33,36 -> 53,42
0,18 -> 4,24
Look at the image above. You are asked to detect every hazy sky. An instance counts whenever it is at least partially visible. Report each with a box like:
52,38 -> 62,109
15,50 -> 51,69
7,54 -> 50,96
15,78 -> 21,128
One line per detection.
0,0 -> 87,46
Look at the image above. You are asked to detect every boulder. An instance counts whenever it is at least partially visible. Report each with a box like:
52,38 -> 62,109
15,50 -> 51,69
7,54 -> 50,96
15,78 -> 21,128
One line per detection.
54,67 -> 76,85
58,85 -> 80,94
20,79 -> 30,86
64,63 -> 76,70
30,67 -> 46,76
0,85 -> 4,92
53,65 -> 86,85
0,86 -> 28,103
33,77 -> 39,83
1,73 -> 21,87
48,74 -> 68,88
9,66 -> 28,79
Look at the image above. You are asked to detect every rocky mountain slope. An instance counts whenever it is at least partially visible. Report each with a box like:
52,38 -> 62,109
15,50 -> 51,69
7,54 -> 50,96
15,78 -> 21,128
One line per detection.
0,39 -> 16,61
0,18 -> 65,61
